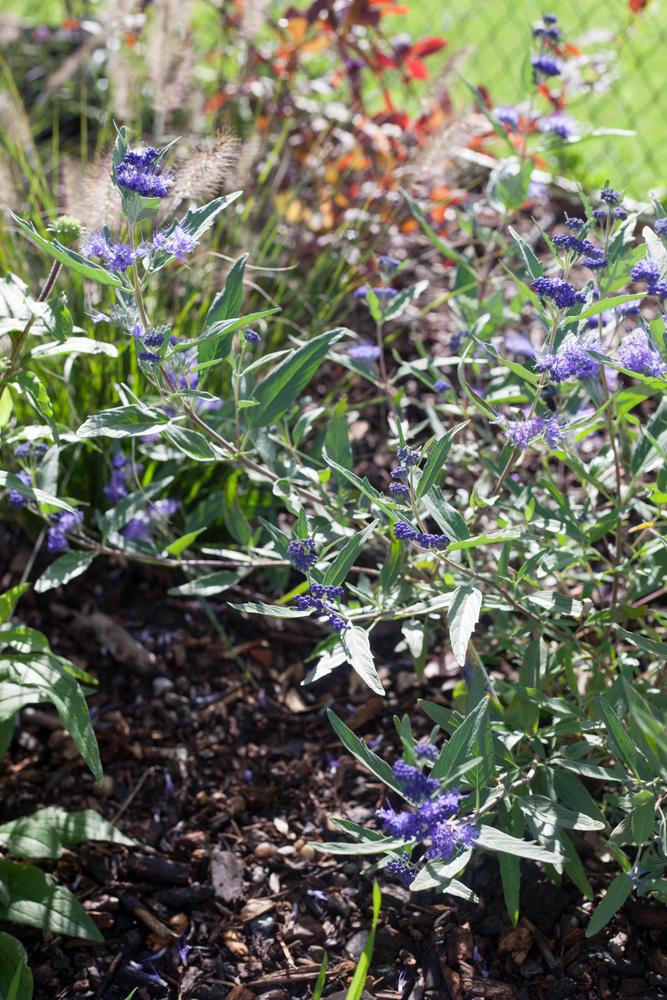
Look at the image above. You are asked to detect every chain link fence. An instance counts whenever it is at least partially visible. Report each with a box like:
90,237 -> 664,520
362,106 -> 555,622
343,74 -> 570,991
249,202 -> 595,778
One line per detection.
403,0 -> 665,197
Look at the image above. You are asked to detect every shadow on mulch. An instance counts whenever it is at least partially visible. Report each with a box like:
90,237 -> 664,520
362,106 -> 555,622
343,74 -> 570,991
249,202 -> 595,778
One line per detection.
1,535 -> 666,1000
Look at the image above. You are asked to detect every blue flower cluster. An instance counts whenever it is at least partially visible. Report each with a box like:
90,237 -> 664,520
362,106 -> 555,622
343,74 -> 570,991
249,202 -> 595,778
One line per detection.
244,328 -> 261,345
531,277 -> 585,309
377,760 -> 478,886
552,235 -> 607,270
540,114 -> 576,139
354,286 -> 398,301
533,12 -> 561,41
618,330 -> 666,378
378,255 -> 401,272
288,537 -> 318,572
348,342 -> 381,363
503,416 -> 562,449
494,106 -> 520,131
8,470 -> 32,507
293,584 -> 349,633
48,510 -> 83,553
655,219 -> 667,239
124,499 -> 179,543
393,521 -> 449,549
387,446 -> 420,500
116,146 -> 172,198
82,226 -> 198,273
105,453 -> 134,503
536,333 -> 602,382
531,55 -> 561,77
14,441 -> 47,459
631,260 -> 667,300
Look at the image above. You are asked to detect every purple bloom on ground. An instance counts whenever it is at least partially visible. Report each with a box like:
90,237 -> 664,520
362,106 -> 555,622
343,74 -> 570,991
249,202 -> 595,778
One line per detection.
618,330 -> 666,377
348,342 -> 381,363
8,470 -> 32,507
531,55 -> 561,76
531,277 -> 583,309
288,537 -> 317,572
394,521 -> 417,541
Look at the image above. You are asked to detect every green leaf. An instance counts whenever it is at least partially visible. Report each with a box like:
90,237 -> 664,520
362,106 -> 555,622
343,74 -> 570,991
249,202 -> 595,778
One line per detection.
416,422 -> 467,498
498,805 -> 523,925
447,586 -> 482,667
595,696 -> 650,780
12,373 -> 53,423
323,522 -> 377,587
204,254 -> 248,327
617,627 -> 667,660
312,952 -> 328,1000
402,190 -> 476,279
0,807 -> 134,859
340,627 -> 384,696
586,873 -> 633,937
345,881 -> 381,1000
163,426 -> 217,461
0,655 -> 102,783
0,932 -> 33,1000
248,329 -> 345,427
524,590 -> 583,617
327,710 -> 406,799
409,849 -> 474,892
508,226 -> 544,280
311,837 -> 410,855
421,488 -> 469,540
77,404 -> 171,439
30,337 -> 118,359
162,528 -> 205,557
0,861 -> 103,940
446,530 -> 521,552
475,826 -> 564,864
0,474 -> 76,514
170,571 -> 243,597
9,213 -> 123,287
631,790 -> 656,845
228,600 -> 310,618
427,699 -> 489,783
34,553 -> 94,594
382,279 -> 428,321
0,586 -> 29,627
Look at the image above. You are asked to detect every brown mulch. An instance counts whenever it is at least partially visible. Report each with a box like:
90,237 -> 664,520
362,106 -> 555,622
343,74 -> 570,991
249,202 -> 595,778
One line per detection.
1,531 -> 666,1000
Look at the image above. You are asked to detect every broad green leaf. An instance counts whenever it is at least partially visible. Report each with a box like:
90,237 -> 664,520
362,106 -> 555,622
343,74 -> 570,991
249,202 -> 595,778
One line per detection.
0,807 -> 134,859
448,586 -> 482,667
0,932 -> 33,1000
9,214 -> 123,287
323,522 -> 377,587
508,226 -> 543,280
631,790 -> 656,845
416,422 -> 467,498
229,600 -> 310,618
585,873 -> 633,937
203,254 -> 249,329
310,837 -> 410,855
475,826 -> 564,864
518,795 -> 605,832
0,474 -> 76,514
170,571 -> 243,597
34,553 -> 94,594
163,426 -> 217,461
422,488 -> 469,540
248,329 -> 345,427
327,710 -> 405,799
427,699 -> 489,783
617,627 -> 667,660
0,586 -> 29,626
30,338 -> 118,359
78,404 -> 170,439
0,861 -> 103,940
162,528 -> 205,557
595,696 -> 650,780
340,626 -> 384,696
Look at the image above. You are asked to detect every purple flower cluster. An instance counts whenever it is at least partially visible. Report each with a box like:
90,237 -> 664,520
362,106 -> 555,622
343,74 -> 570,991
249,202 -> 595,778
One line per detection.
503,416 -> 562,449
348,342 -> 381,363
124,499 -> 179,543
116,146 -> 172,198
8,470 -> 32,507
378,255 -> 401,271
288,537 -> 318,573
655,218 -> 667,238
617,330 -> 666,378
105,453 -> 132,503
564,216 -> 585,232
540,115 -> 576,138
414,742 -> 439,763
631,260 -> 667,299
552,234 -> 607,269
531,277 -> 585,309
531,55 -> 561,77
82,226 -> 197,272
434,378 -> 450,392
376,761 -> 477,877
244,328 -> 261,345
386,853 -> 413,887
535,333 -> 602,382
393,521 -> 449,549
293,584 -> 349,633
494,105 -> 520,131
48,510 -> 83,553
600,187 -> 620,205
387,447 -> 420,500
14,441 -> 47,459
354,286 -> 398,301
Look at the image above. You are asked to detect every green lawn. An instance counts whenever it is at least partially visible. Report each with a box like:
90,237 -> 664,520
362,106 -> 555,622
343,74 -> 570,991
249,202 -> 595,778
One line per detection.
384,0 -> 665,198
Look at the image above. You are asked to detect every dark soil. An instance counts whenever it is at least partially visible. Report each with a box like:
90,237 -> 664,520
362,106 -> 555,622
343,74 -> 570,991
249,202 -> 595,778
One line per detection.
1,531 -> 666,1000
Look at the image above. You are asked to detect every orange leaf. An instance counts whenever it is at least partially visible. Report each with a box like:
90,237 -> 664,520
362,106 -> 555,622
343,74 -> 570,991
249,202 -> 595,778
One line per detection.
204,93 -> 226,114
409,37 -> 447,58
62,18 -> 80,28
286,16 -> 308,45
564,43 -> 582,56
629,0 -> 649,10
405,57 -> 428,80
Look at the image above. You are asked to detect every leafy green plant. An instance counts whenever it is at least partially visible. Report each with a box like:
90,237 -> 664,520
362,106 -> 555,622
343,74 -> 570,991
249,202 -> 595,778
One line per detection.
0,585 -> 133,991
